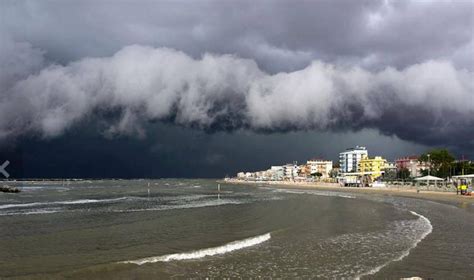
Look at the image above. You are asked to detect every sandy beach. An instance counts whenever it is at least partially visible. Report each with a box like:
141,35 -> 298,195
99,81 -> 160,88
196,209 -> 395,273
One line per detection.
221,180 -> 474,211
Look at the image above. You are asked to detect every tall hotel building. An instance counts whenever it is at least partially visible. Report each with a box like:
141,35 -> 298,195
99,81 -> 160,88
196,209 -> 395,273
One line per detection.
339,146 -> 368,173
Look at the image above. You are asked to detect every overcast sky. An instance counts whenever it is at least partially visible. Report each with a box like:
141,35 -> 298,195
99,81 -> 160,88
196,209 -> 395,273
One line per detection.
0,0 -> 473,178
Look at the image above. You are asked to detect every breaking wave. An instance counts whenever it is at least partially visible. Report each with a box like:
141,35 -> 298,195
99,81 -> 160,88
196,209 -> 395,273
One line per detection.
121,232 -> 271,265
271,188 -> 355,199
0,208 -> 61,216
0,197 -> 136,210
0,194 -> 260,216
113,198 -> 244,213
355,211 -> 433,279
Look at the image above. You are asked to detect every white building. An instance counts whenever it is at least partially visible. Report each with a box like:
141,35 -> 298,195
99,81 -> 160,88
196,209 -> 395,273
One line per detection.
306,160 -> 333,178
283,164 -> 299,181
270,166 -> 284,181
245,172 -> 255,179
255,171 -> 265,180
339,146 -> 368,173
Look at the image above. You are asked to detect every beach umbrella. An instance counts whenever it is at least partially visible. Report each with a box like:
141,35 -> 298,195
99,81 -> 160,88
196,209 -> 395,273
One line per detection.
415,175 -> 444,181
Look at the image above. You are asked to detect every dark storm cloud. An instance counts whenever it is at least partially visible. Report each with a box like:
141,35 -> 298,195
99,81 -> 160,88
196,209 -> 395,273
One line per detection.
1,0 -> 472,71
0,0 -> 473,153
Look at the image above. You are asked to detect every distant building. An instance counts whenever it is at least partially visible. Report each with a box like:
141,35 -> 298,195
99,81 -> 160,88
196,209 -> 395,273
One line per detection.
270,166 -> 284,181
359,156 -> 387,181
298,164 -> 311,178
283,163 -> 299,181
245,172 -> 254,179
395,156 -> 427,178
339,146 -> 368,173
383,162 -> 397,179
384,162 -> 397,170
255,171 -> 265,180
262,169 -> 274,180
306,159 -> 333,178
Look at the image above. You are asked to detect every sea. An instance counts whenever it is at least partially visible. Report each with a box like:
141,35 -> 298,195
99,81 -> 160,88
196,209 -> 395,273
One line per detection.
0,179 -> 473,279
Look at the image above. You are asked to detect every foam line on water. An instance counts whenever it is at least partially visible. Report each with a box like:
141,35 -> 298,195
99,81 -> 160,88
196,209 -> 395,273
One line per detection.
113,199 -> 244,213
0,209 -> 61,216
355,211 -> 433,279
0,197 -> 135,210
272,188 -> 355,199
20,186 -> 70,191
121,232 -> 271,265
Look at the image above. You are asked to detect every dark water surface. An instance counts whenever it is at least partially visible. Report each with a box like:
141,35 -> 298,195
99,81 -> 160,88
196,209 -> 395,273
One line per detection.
0,179 -> 472,279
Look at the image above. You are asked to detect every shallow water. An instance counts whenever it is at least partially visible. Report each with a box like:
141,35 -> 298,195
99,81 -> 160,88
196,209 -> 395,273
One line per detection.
0,179 -> 472,279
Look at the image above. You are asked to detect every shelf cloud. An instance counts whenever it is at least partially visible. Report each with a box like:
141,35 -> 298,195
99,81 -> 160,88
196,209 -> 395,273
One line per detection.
1,40 -> 472,150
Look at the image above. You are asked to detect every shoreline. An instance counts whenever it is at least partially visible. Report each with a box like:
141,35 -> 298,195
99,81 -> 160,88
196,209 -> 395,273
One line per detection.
220,180 -> 474,211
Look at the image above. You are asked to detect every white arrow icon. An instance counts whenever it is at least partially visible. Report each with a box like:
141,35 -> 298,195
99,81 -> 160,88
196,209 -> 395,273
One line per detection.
0,160 -> 10,178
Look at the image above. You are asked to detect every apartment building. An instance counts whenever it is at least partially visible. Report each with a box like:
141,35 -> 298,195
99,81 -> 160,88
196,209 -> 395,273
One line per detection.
339,146 -> 368,173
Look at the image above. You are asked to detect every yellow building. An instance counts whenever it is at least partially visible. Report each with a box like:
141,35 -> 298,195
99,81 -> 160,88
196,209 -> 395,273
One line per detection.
358,156 -> 387,181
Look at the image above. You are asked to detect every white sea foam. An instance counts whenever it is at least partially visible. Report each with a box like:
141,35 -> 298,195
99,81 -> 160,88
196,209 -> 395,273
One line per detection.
24,209 -> 60,215
20,186 -> 70,191
19,186 -> 46,190
355,211 -> 433,279
0,209 -> 61,216
0,197 -> 135,210
113,198 -> 244,213
121,232 -> 271,265
272,188 -> 355,199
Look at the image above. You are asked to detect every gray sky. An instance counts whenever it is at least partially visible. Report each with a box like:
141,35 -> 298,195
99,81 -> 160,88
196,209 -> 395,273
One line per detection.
0,0 -> 473,177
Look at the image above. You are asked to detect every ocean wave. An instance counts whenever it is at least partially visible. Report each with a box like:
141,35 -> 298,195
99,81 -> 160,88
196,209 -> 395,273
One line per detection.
14,186 -> 71,192
166,194 -> 214,201
113,198 -> 244,213
272,188 -> 355,199
308,210 -> 433,278
354,211 -> 433,279
0,195 -> 248,215
0,208 -> 62,216
19,186 -> 47,190
0,197 -> 137,210
121,232 -> 271,265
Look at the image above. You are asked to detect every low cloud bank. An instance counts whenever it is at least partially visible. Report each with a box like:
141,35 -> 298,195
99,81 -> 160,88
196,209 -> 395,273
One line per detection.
1,40 -> 472,149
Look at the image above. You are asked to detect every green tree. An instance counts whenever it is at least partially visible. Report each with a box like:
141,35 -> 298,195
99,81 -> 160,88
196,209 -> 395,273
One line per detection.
420,169 -> 429,176
397,168 -> 410,179
329,169 -> 339,178
383,168 -> 397,180
419,149 -> 455,178
452,160 -> 474,176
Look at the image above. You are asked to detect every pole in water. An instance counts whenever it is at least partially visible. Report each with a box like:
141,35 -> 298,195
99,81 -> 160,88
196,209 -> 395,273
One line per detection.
218,183 -> 221,200
148,188 -> 150,198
